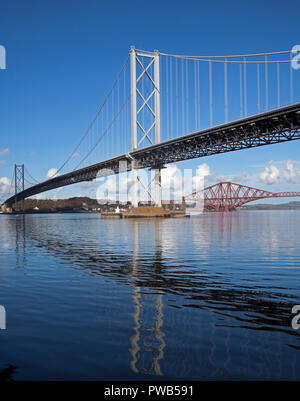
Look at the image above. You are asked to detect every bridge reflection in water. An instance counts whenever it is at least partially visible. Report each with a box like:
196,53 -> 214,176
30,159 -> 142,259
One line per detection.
6,212 -> 300,379
130,221 -> 165,376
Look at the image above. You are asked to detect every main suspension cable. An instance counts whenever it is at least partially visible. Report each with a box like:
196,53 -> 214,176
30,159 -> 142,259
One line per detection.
49,54 -> 130,178
73,95 -> 131,171
25,167 -> 40,184
137,48 -> 293,63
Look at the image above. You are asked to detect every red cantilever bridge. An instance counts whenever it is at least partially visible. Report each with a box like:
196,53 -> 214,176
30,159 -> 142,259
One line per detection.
185,182 -> 300,211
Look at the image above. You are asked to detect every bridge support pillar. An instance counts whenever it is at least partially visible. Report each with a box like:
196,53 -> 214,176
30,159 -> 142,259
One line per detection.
130,46 -> 162,208
154,169 -> 162,207
14,164 -> 25,213
130,46 -> 138,208
131,160 -> 139,208
153,50 -> 162,207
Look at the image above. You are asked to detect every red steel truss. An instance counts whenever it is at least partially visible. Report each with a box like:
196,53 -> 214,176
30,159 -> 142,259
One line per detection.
185,182 -> 300,211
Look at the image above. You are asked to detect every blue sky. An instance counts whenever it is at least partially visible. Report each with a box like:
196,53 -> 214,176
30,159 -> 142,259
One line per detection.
0,0 -> 300,203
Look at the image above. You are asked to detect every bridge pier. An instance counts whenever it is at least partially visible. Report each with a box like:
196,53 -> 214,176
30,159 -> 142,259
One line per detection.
154,169 -> 162,207
14,164 -> 25,212
131,161 -> 139,208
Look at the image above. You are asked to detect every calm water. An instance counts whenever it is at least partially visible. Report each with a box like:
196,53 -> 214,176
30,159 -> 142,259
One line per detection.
0,210 -> 300,380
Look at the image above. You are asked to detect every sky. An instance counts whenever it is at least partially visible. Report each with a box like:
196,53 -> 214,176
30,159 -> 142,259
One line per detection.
0,0 -> 300,203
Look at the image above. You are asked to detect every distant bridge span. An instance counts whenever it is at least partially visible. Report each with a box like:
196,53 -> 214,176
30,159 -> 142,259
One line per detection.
185,181 -> 300,211
2,102 -> 300,208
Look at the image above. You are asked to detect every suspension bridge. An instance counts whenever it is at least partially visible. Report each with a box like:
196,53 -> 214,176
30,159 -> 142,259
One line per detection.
1,46 -> 300,212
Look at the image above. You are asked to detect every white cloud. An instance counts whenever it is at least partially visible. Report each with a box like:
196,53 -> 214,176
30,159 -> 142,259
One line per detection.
160,163 -> 215,199
71,152 -> 80,158
193,163 -> 214,187
0,148 -> 9,156
52,187 -> 63,200
61,159 -> 300,202
34,193 -> 46,200
96,174 -> 133,202
231,170 -> 253,184
257,160 -> 300,186
46,168 -> 60,179
259,162 -> 280,185
161,165 -> 182,190
196,163 -> 211,178
0,160 -> 6,166
0,177 -> 12,198
95,165 -> 194,202
91,163 -> 258,202
161,165 -> 187,199
283,160 -> 300,184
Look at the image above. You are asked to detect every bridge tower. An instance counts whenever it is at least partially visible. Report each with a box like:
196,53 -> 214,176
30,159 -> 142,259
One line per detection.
130,46 -> 162,207
14,164 -> 25,212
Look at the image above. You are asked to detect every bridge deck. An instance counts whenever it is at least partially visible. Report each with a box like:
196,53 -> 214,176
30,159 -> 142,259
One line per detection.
3,102 -> 300,206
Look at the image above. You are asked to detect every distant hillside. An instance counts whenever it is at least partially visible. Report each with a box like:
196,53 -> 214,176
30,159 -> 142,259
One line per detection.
17,197 -> 126,213
12,197 -> 300,213
240,201 -> 300,210
16,197 -> 179,213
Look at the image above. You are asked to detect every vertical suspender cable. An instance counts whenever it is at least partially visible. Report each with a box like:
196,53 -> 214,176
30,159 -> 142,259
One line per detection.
181,58 -> 184,133
224,57 -> 228,123
290,52 -> 294,104
117,79 -> 120,155
175,57 -> 179,137
166,56 -> 169,139
125,68 -> 128,152
277,62 -> 280,108
186,59 -> 189,132
257,63 -> 260,113
111,85 -> 114,158
95,116 -> 97,163
123,66 -> 126,153
239,63 -> 243,118
265,55 -> 269,110
243,56 -> 247,116
106,94 -> 108,159
97,114 -> 99,162
170,57 -> 173,138
194,59 -> 197,130
209,59 -> 213,127
101,101 -> 103,160
91,117 -> 94,165
197,60 -> 200,129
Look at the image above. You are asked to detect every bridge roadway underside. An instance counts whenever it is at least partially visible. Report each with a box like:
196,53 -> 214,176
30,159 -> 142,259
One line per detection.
4,103 -> 300,207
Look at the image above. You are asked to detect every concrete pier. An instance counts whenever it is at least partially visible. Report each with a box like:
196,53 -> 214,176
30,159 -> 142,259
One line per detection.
101,206 -> 189,219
